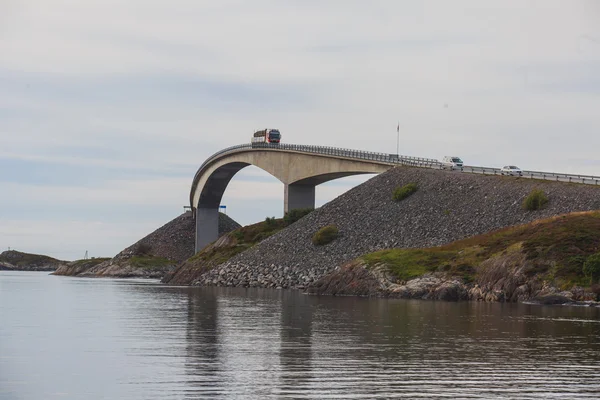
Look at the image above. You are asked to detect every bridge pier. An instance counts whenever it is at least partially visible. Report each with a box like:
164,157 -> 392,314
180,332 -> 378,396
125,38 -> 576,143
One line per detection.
284,183 -> 316,213
195,206 -> 219,252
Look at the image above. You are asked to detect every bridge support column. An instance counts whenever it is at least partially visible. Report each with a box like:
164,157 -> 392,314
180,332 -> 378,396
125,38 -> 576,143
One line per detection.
195,206 -> 219,253
284,183 -> 315,213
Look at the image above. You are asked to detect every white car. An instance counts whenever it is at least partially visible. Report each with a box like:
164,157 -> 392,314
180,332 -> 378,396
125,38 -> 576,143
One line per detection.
441,156 -> 464,170
501,165 -> 522,176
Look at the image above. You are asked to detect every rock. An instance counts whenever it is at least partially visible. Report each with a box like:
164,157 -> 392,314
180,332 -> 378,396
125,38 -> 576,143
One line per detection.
0,250 -> 68,272
530,294 -> 573,305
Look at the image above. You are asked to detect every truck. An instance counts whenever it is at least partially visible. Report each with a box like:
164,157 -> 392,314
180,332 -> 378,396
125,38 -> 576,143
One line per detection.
251,129 -> 281,144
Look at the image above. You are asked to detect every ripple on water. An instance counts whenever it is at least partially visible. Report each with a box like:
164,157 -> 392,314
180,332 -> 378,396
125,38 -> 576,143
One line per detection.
1,273 -> 599,399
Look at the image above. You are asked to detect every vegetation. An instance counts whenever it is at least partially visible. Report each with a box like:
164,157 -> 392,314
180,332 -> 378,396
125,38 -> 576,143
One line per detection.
185,218 -> 288,270
312,225 -> 339,246
0,250 -> 63,267
129,256 -> 173,269
523,188 -> 549,211
361,211 -> 600,288
583,253 -> 600,284
284,208 -> 314,225
71,258 -> 110,267
264,216 -> 277,227
392,183 -> 418,202
181,210 -> 318,280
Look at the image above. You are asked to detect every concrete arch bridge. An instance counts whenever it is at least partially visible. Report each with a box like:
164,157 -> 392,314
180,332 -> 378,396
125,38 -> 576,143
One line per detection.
190,143 -> 438,252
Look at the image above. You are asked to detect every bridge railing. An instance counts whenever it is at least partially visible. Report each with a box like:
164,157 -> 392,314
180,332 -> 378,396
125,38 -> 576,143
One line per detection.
193,142 -> 440,185
192,143 -> 600,206
459,166 -> 600,185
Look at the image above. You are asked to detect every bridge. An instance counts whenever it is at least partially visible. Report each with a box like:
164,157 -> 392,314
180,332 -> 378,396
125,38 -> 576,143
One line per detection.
191,143 -> 600,253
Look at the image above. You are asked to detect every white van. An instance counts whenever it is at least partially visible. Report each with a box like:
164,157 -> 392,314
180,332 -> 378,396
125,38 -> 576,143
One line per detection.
441,156 -> 464,170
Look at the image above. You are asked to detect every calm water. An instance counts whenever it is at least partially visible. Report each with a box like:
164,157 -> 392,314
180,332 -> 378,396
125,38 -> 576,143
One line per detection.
1,272 -> 600,399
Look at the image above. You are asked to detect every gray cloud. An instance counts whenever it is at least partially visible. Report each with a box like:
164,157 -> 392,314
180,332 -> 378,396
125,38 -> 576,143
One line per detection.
1,0 -> 599,259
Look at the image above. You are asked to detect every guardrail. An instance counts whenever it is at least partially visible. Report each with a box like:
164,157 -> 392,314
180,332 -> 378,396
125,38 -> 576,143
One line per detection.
191,143 -> 440,192
456,166 -> 600,185
191,143 -> 600,206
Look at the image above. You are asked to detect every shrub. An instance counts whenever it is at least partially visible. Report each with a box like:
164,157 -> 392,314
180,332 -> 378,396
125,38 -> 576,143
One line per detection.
523,189 -> 548,211
284,208 -> 314,226
231,230 -> 244,241
583,253 -> 600,284
392,183 -> 418,202
312,225 -> 339,246
264,216 -> 277,227
591,284 -> 600,300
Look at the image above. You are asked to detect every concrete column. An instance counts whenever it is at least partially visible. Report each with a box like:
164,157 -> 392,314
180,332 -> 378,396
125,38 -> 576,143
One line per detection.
284,183 -> 316,213
195,206 -> 219,253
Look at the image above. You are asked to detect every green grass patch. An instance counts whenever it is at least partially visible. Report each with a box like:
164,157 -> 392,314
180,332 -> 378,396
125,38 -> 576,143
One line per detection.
362,249 -> 456,280
71,258 -> 110,267
523,188 -> 549,211
0,251 -> 63,267
184,217 -> 289,273
284,208 -> 314,225
129,256 -> 173,269
229,218 -> 287,243
392,183 -> 418,202
312,225 -> 339,245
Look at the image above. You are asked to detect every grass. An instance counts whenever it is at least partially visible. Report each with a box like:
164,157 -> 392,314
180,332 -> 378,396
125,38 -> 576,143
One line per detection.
129,256 -> 174,269
523,188 -> 549,211
392,183 -> 418,202
360,211 -> 600,288
0,250 -> 63,266
71,258 -> 110,266
362,249 -> 455,281
228,218 -> 287,243
312,225 -> 339,246
284,208 -> 314,225
184,217 -> 289,272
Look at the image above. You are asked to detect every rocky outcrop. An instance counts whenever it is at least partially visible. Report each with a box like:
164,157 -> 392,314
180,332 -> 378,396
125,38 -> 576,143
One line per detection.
194,166 -> 600,289
307,251 -> 599,305
53,212 -> 241,279
53,258 -> 110,276
0,250 -> 68,271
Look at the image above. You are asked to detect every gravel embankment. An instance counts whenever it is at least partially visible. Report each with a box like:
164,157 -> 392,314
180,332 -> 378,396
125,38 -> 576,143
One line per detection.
196,166 -> 600,289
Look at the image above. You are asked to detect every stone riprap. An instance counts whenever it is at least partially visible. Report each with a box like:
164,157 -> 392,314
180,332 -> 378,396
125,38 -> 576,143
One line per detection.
195,166 -> 600,289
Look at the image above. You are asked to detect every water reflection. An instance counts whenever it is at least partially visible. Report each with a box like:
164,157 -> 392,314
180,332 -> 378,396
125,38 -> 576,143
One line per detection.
184,288 -> 222,398
2,273 -> 600,400
278,290 -> 314,397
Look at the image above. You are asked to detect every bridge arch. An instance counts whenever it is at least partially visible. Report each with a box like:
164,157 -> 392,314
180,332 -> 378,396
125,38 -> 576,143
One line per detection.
191,147 -> 393,252
190,144 -> 439,252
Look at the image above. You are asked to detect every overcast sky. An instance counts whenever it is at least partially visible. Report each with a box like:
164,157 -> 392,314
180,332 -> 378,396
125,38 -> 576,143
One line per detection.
1,0 -> 599,260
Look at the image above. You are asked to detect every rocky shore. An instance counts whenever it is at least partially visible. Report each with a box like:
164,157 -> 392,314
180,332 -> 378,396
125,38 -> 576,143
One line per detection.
306,259 -> 599,306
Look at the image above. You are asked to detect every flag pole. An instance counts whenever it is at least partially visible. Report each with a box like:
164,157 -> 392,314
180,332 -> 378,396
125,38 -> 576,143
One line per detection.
396,122 -> 399,155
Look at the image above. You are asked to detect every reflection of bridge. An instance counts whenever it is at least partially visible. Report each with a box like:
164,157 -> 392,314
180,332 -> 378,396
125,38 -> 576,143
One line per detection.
190,143 -> 439,252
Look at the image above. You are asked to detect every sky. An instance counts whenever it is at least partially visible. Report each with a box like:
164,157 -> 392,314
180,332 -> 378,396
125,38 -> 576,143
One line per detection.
1,0 -> 599,260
